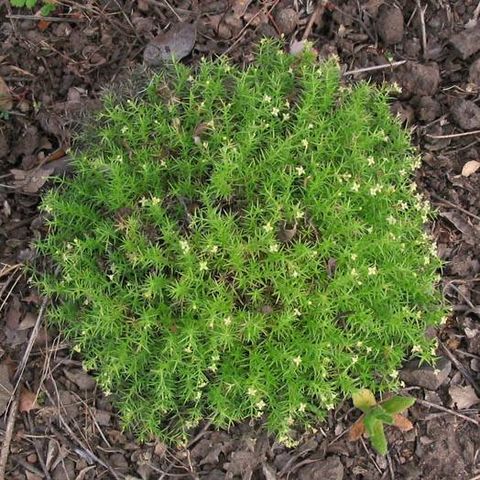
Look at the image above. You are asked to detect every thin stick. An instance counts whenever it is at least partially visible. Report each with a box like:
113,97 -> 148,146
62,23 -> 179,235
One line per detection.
416,398 -> 480,426
0,393 -> 19,480
222,0 -> 281,56
0,272 -> 22,314
343,60 -> 406,76
430,192 -> 480,222
360,437 -> 382,474
387,452 -> 395,480
440,343 -> 480,397
301,0 -> 327,40
416,0 -> 427,58
7,297 -> 49,414
160,0 -> 183,21
426,129 -> 480,139
6,14 -> 83,23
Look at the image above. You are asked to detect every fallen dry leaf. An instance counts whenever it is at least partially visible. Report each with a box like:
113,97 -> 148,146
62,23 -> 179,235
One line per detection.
440,210 -> 479,245
143,22 -> 197,66
10,166 -> 55,194
348,416 -> 366,441
231,0 -> 253,18
0,76 -> 13,111
0,363 -> 13,416
289,39 -> 307,55
19,388 -> 39,413
278,222 -> 297,243
461,160 -> 480,177
393,413 -> 413,431
449,384 -> 480,410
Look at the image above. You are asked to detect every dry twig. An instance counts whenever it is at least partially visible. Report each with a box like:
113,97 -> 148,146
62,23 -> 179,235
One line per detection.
0,392 -> 19,480
416,398 -> 480,426
343,60 -> 406,77
301,0 -> 327,40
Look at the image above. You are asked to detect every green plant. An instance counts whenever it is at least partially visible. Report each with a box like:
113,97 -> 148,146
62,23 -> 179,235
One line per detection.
10,0 -> 56,15
34,40 -> 446,444
349,389 -> 415,455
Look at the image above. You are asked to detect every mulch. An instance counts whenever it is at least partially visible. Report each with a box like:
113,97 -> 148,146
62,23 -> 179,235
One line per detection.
1,0 -> 480,479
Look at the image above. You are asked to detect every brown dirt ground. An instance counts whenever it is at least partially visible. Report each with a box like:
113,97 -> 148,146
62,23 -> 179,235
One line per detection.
1,0 -> 480,479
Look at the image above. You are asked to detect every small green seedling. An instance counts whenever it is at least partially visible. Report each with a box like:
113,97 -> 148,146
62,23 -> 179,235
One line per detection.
349,389 -> 415,455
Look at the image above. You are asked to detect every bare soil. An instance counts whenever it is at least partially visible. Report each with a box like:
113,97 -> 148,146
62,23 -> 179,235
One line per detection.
1,1 -> 480,479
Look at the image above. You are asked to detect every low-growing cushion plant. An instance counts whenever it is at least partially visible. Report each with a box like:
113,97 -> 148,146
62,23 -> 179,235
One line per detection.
35,40 -> 446,444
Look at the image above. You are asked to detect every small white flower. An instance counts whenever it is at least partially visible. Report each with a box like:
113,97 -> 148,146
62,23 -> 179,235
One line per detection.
269,243 -> 279,253
423,256 -> 431,265
411,345 -> 423,353
293,308 -> 301,317
398,201 -> 408,211
121,126 -> 128,134
351,253 -> 358,261
247,387 -> 257,397
293,356 -> 302,367
366,346 -> 372,353
179,239 -> 190,253
351,268 -> 358,277
256,400 -> 266,410
296,166 -> 305,175
295,209 -> 305,219
386,215 -> 397,225
210,245 -> 219,254
292,270 -> 299,278
199,261 -> 208,271
151,196 -> 161,205
263,222 -> 273,233
284,99 -> 290,108
194,391 -> 202,400
187,75 -> 194,82
399,168 -> 407,176
352,356 -> 358,363
307,123 -> 314,129
367,156 -> 375,166
389,370 -> 399,379
351,182 -> 360,192
184,346 -> 192,353
263,94 -> 272,103
209,364 -> 218,372
301,139 -> 309,149
202,141 -> 209,148
368,266 -> 378,276
271,107 -> 280,116
298,403 -> 306,413
283,113 -> 290,121
288,67 -> 294,74
224,316 -> 232,326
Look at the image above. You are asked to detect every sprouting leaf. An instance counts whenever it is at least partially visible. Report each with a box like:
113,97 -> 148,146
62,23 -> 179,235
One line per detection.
369,419 -> 388,455
10,0 -> 27,6
348,416 -> 365,441
352,389 -> 377,412
393,413 -> 413,431
375,406 -> 394,425
381,395 -> 415,414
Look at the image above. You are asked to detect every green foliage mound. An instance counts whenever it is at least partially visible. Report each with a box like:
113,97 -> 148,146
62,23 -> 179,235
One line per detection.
36,41 -> 445,443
